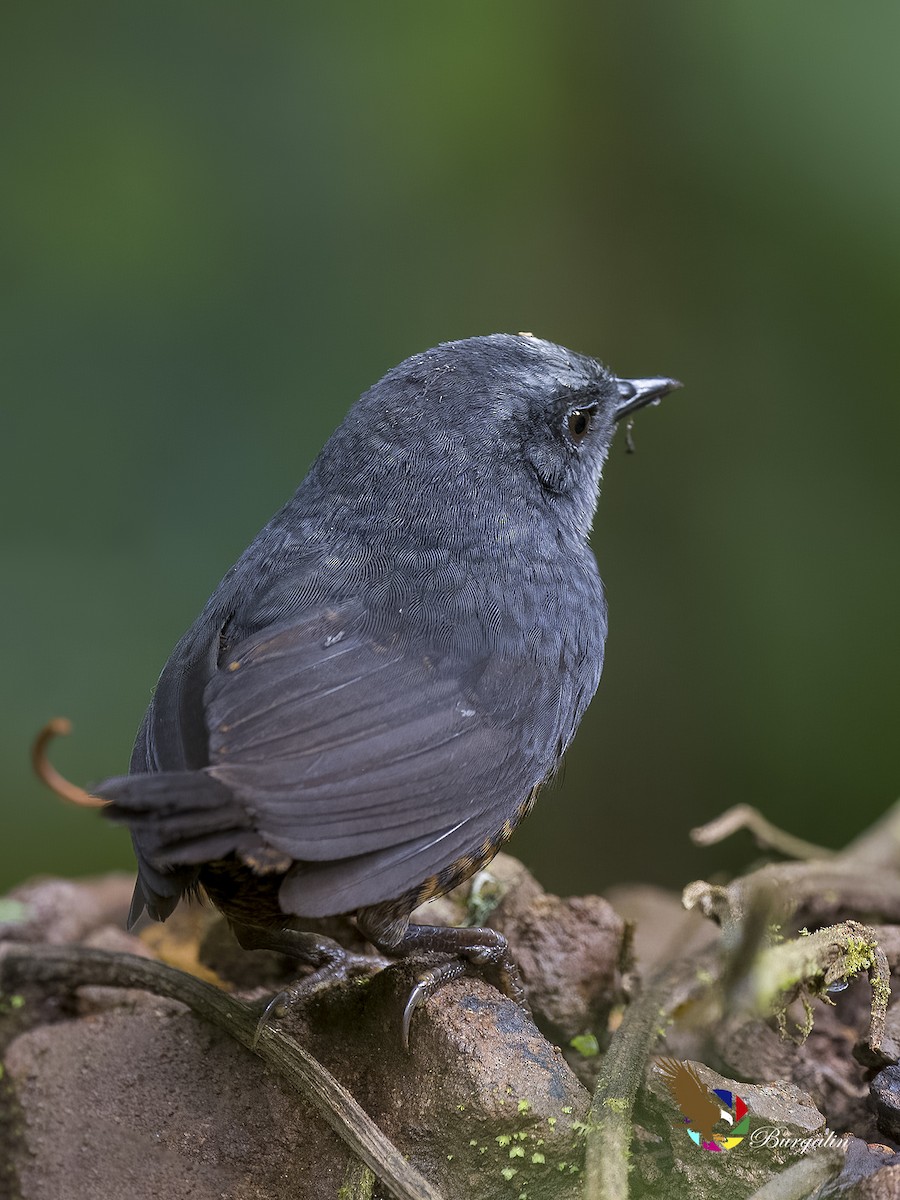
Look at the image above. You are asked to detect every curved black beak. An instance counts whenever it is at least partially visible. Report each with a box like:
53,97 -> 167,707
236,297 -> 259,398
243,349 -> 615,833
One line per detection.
614,376 -> 682,422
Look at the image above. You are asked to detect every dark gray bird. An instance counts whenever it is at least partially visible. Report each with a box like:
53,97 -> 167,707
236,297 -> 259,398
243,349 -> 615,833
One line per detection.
92,333 -> 678,1028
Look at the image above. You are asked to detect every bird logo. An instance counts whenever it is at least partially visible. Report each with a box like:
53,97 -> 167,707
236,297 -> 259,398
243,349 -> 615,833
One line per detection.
656,1058 -> 750,1151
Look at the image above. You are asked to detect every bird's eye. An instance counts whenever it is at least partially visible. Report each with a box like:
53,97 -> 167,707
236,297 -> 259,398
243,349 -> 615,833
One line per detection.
567,407 -> 595,443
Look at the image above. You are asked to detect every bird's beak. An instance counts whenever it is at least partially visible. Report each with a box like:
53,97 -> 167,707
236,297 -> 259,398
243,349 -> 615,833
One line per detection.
614,376 -> 682,422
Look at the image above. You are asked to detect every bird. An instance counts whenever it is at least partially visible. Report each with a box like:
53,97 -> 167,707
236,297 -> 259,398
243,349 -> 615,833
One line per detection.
656,1058 -> 729,1145
50,333 -> 679,1035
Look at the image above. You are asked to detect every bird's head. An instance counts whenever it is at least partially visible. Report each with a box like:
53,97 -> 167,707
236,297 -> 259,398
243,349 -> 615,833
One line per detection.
316,333 -> 680,539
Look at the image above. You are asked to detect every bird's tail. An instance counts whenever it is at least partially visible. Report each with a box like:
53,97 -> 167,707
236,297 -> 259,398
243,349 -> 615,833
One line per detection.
96,770 -> 253,926
97,770 -> 252,865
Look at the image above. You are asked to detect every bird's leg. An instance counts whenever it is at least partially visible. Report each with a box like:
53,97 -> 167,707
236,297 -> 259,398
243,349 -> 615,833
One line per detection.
231,922 -> 387,1044
355,911 -> 529,1048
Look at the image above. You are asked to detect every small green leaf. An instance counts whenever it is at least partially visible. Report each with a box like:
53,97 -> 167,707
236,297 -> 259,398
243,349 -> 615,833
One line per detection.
569,1033 -> 600,1057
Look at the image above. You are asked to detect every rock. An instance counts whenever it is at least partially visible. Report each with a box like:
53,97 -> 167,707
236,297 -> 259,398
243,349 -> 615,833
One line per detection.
871,1066 -> 900,1143
847,1164 -> 900,1198
279,960 -> 591,1200
494,893 -> 628,1043
0,874 -> 135,945
415,853 -> 631,1056
824,1138 -> 900,1199
4,1007 -> 356,1200
2,961 -> 590,1200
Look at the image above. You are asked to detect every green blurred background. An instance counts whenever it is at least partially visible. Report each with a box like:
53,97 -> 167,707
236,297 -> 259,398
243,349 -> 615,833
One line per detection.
3,2 -> 899,898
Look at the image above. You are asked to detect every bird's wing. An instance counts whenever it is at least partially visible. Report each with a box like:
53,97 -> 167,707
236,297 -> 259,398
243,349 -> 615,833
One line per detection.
655,1058 -> 724,1139
201,600 -> 567,915
131,612 -> 224,773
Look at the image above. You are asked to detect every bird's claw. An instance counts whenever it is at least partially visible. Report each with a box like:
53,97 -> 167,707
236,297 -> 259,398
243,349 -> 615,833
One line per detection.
400,949 -> 529,1050
401,959 -> 469,1050
252,989 -> 289,1048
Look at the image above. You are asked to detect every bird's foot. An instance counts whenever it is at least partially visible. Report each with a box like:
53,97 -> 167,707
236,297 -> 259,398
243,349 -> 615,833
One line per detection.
251,948 -> 385,1047
230,921 -> 386,1047
356,914 -> 529,1049
400,941 -> 527,1047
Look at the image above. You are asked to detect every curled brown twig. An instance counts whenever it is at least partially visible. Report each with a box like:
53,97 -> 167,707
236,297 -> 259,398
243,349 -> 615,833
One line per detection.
31,718 -> 108,808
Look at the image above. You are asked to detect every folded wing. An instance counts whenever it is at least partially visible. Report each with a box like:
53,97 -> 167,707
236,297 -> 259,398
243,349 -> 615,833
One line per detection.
203,602 -> 564,914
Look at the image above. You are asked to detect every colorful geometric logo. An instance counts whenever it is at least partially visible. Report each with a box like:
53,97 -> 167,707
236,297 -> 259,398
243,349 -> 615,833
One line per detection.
657,1059 -> 750,1152
685,1088 -> 750,1151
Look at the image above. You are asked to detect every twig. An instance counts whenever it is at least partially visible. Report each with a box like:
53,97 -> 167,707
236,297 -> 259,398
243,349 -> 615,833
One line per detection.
691,804 -> 834,861
31,719 -> 107,808
583,951 -> 720,1200
745,1149 -> 846,1200
748,921 -> 890,1048
0,944 -> 444,1200
841,797 -> 900,870
683,861 -> 900,933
